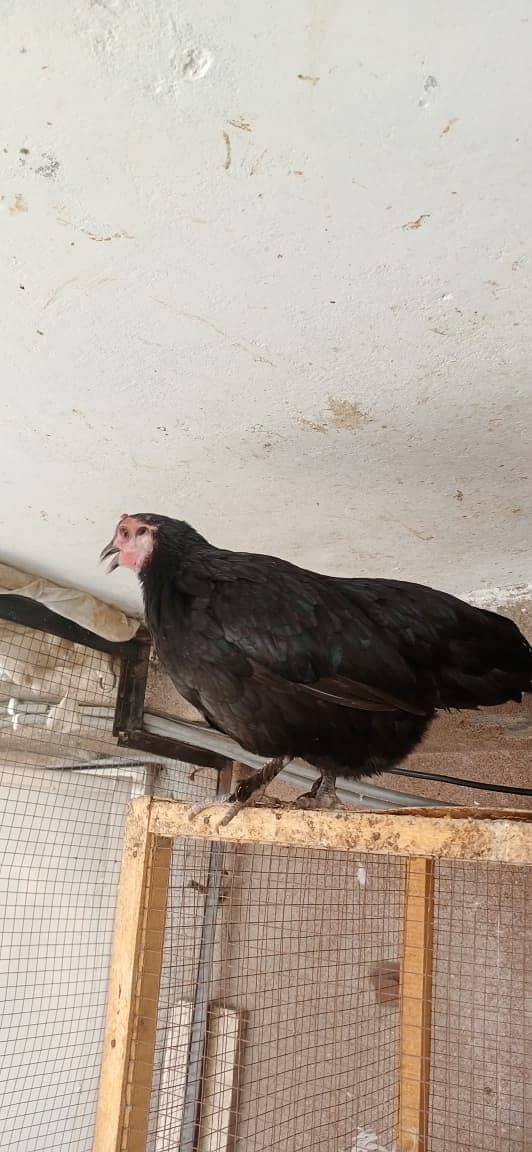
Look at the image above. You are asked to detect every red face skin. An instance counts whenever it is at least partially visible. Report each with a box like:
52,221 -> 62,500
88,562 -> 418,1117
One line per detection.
100,514 -> 157,572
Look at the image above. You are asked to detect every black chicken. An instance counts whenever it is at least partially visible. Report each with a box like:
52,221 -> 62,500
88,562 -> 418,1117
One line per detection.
101,514 -> 531,817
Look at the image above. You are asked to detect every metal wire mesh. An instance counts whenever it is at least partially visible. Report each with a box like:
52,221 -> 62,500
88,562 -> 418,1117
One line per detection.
149,842 -> 402,1152
0,616 -> 216,1152
147,839 -> 531,1152
431,861 -> 531,1152
1,617 -> 531,1152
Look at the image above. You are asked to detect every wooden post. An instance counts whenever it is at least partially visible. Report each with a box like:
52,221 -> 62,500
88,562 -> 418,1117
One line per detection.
397,858 -> 435,1152
93,799 -> 171,1152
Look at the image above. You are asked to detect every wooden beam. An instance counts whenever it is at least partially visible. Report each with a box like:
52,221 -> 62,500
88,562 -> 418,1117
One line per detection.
125,835 -> 171,1152
147,800 -> 532,864
93,799 -> 171,1152
397,859 -> 435,1152
93,797 -> 152,1151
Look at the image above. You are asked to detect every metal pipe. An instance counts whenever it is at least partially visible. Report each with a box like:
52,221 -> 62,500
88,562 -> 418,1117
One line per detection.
1,699 -> 444,808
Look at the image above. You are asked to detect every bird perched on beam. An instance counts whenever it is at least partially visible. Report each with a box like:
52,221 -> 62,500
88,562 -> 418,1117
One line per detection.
101,513 -> 531,820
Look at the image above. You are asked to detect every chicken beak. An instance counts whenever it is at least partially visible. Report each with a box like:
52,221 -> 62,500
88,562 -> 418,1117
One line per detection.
100,540 -> 120,572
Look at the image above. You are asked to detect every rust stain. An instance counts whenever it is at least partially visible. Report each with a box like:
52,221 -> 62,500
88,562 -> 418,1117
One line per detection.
223,130 -> 232,171
441,118 -> 458,136
402,213 -> 431,231
327,397 -> 371,430
9,193 -> 28,215
298,73 -> 320,85
299,398 -> 371,434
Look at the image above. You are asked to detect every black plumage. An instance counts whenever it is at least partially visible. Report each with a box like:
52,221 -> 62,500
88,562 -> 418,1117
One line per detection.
102,514 -> 532,809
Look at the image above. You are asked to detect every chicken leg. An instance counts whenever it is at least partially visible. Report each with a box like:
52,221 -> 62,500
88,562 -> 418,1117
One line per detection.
189,756 -> 289,827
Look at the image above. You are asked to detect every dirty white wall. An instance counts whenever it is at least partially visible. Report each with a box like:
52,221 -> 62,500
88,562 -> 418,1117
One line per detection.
2,1 -> 531,614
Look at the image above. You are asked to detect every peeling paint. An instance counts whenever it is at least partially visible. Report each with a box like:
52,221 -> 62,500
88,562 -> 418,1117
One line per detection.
441,118 -> 458,136
56,214 -> 133,242
300,418 -> 328,434
418,74 -> 439,108
182,47 -> 212,81
36,153 -> 60,179
8,193 -> 28,215
228,117 -> 251,132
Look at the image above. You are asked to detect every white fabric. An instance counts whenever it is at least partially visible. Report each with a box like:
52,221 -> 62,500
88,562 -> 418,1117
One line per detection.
0,562 -> 140,642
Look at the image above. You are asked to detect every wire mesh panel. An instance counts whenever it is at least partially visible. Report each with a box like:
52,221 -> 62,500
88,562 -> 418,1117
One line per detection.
430,861 -> 531,1152
0,766 -> 132,1151
0,616 -> 127,768
0,616 -> 217,1152
2,609 -> 531,1152
123,811 -> 531,1152
149,843 -> 404,1152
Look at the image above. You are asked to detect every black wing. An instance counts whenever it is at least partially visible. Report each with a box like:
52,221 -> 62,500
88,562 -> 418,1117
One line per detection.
188,552 -> 428,716
338,577 -> 532,707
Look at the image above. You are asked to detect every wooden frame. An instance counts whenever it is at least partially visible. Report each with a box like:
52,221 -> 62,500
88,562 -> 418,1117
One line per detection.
93,799 -> 531,1152
398,858 -> 435,1152
148,799 -> 532,863
93,798 -> 171,1152
114,644 -> 229,771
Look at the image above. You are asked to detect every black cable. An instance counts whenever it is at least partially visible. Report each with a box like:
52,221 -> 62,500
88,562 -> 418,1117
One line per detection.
390,766 -> 532,798
64,757 -> 532,797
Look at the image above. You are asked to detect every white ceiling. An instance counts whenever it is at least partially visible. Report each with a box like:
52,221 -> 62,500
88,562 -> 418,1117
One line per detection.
2,1 -> 531,615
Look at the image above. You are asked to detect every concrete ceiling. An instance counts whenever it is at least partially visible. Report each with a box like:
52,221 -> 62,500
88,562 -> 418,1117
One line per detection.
2,1 -> 531,615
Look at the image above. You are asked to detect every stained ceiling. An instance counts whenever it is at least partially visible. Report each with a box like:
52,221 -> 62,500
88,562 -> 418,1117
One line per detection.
2,1 -> 531,614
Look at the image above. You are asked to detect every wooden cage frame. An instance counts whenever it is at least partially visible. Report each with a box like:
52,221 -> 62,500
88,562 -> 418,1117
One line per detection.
93,800 -> 532,1152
